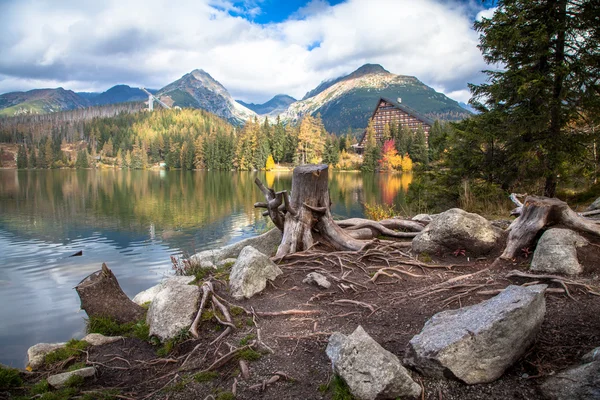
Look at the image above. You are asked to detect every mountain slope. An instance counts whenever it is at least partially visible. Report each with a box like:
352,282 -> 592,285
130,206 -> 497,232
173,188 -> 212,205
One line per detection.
284,64 -> 471,134
237,94 -> 296,116
0,88 -> 89,116
90,85 -> 152,106
157,70 -> 256,125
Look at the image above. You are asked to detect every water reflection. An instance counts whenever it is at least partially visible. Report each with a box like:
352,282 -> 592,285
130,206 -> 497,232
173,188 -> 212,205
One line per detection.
0,169 -> 412,367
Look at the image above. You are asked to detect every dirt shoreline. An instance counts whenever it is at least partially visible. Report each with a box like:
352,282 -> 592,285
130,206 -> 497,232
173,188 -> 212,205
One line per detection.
6,238 -> 599,400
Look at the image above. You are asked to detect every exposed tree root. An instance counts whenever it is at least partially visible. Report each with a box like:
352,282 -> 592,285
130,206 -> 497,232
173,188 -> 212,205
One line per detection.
506,270 -> 600,298
189,281 -> 234,343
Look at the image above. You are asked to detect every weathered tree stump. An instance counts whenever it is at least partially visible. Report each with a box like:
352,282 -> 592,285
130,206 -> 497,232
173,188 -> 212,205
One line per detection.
75,263 -> 145,324
256,164 -> 367,257
501,196 -> 600,259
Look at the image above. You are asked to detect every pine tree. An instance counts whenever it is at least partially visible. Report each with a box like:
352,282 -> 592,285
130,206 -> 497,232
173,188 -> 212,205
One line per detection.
194,135 -> 205,169
16,145 -> 28,169
0,148 -> 4,167
271,116 -> 286,163
467,0 -> 600,196
361,120 -> 380,172
411,126 -> 428,164
322,135 -> 340,166
28,147 -> 37,168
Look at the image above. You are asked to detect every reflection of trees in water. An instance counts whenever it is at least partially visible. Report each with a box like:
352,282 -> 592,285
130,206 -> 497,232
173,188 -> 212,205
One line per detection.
0,170 -> 414,241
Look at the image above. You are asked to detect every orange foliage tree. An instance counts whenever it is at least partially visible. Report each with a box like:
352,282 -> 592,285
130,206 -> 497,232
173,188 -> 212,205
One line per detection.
378,140 -> 402,171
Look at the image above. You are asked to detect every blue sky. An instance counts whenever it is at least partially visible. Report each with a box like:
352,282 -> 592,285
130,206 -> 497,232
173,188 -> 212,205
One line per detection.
0,0 -> 497,103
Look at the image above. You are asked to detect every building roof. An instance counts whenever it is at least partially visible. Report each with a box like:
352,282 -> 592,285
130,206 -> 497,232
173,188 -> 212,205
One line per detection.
377,97 -> 435,127
357,97 -> 435,147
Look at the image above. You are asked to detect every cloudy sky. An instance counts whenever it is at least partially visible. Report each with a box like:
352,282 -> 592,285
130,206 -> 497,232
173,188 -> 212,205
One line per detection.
0,0 -> 497,103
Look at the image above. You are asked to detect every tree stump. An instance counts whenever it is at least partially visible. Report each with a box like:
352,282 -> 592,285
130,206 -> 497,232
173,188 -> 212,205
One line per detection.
501,196 -> 600,259
257,164 -> 367,257
75,263 -> 145,324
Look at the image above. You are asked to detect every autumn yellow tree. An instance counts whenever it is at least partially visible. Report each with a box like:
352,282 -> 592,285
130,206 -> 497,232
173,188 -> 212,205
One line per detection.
296,114 -> 326,164
378,140 -> 402,171
265,154 -> 275,171
400,153 -> 413,172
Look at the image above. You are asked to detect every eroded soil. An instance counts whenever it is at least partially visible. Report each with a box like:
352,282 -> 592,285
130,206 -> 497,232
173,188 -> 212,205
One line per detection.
11,240 -> 600,400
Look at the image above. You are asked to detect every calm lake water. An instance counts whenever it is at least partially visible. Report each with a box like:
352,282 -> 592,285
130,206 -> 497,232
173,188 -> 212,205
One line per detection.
0,169 -> 412,367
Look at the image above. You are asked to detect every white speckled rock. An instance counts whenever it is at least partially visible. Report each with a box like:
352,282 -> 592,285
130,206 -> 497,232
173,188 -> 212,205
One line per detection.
229,246 -> 282,300
412,208 -> 503,256
47,367 -> 96,388
326,326 -> 421,400
404,285 -> 547,384
82,333 -> 124,346
146,281 -> 200,341
189,228 -> 282,265
27,342 -> 67,370
132,276 -> 195,305
530,228 -> 588,275
303,272 -> 331,289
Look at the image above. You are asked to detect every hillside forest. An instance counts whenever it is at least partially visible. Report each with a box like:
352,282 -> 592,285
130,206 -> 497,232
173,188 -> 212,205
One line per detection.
0,106 -> 446,173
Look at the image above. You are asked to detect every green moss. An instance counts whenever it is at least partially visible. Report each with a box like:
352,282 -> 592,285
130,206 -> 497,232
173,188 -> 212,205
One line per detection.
156,328 -> 190,356
79,390 -> 120,400
67,362 -> 87,372
44,339 -> 90,365
230,306 -> 245,317
87,316 -> 149,341
245,318 -> 254,327
30,379 -> 50,394
420,252 -> 432,262
64,374 -> 85,388
239,334 -> 256,346
331,375 -> 354,400
0,365 -> 23,389
215,391 -> 235,400
163,376 -> 191,393
38,388 -> 78,400
194,371 -> 219,382
237,348 -> 261,361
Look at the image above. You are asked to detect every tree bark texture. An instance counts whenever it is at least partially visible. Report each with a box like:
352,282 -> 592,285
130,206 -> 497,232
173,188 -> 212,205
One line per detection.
75,263 -> 145,324
501,196 -> 600,259
256,164 -> 367,257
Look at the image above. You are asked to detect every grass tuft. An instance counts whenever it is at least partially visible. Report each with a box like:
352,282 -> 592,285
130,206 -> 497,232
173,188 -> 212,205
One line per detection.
194,371 -> 219,382
237,348 -> 261,361
0,365 -> 23,389
44,339 -> 90,365
87,316 -> 149,341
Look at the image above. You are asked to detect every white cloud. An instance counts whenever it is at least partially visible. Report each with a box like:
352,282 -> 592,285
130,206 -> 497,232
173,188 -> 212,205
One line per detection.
0,0 -> 495,103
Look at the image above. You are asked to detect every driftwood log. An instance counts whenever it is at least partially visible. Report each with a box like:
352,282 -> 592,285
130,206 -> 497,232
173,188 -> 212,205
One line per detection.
75,263 -> 145,324
501,196 -> 600,259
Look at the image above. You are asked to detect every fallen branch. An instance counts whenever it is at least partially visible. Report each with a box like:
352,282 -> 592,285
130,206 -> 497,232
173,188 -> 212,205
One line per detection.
255,309 -> 320,317
332,299 -> 377,313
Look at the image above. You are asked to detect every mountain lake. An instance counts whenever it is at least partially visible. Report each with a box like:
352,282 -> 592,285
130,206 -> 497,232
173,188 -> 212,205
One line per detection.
0,169 -> 414,367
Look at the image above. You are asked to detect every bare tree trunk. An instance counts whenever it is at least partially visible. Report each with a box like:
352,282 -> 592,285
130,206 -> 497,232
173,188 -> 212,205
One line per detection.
75,263 -> 145,324
256,164 -> 367,257
501,196 -> 600,259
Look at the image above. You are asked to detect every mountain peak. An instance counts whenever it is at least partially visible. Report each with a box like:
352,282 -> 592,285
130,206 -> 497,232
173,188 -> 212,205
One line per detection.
349,64 -> 389,77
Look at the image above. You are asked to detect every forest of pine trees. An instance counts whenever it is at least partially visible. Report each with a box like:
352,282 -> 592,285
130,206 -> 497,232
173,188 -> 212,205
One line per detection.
2,104 -> 445,172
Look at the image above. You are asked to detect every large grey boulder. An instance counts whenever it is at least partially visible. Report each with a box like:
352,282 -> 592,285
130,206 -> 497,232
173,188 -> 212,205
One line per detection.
404,284 -> 547,384
27,342 -> 67,370
132,276 -> 195,305
326,326 -> 421,400
189,228 -> 282,265
412,208 -> 503,256
530,228 -> 588,275
47,367 -> 96,388
229,246 -> 282,300
146,280 -> 200,341
541,359 -> 600,399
